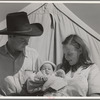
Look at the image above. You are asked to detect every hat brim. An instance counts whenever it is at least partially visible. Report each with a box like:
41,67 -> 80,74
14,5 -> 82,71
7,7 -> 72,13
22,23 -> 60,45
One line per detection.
0,23 -> 43,36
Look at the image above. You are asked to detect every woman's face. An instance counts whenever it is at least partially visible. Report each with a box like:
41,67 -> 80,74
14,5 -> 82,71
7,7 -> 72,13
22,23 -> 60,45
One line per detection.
63,44 -> 81,66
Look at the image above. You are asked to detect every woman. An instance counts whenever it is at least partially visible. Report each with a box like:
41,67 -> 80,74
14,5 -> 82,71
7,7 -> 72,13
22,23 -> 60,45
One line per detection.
57,34 -> 100,96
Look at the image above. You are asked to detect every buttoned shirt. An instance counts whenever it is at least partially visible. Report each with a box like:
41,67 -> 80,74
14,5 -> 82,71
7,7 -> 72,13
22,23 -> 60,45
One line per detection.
0,44 -> 42,94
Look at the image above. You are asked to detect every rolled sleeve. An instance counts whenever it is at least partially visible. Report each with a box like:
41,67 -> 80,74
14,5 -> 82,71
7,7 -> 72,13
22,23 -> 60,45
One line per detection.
88,64 -> 100,95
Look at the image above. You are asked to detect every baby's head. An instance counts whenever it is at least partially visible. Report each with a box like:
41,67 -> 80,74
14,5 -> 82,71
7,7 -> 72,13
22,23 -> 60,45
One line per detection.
40,61 -> 56,75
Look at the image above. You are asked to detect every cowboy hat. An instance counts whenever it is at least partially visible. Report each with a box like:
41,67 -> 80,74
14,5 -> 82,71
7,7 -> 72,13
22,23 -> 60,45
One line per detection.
0,12 -> 43,36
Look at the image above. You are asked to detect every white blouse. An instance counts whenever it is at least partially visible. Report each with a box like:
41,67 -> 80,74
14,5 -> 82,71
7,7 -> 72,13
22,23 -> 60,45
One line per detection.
65,64 -> 100,96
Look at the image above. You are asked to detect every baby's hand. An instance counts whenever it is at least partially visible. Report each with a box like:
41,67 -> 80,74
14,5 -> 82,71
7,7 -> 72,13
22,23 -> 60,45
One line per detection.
34,75 -> 48,82
42,76 -> 48,82
34,75 -> 43,81
34,72 -> 44,81
34,76 -> 40,81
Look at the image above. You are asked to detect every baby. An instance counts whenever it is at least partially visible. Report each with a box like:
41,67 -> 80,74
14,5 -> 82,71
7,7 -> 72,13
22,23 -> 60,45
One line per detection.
27,61 -> 67,95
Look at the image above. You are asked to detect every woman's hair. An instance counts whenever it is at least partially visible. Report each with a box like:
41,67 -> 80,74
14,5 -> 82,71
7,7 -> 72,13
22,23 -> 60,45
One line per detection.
60,34 -> 93,73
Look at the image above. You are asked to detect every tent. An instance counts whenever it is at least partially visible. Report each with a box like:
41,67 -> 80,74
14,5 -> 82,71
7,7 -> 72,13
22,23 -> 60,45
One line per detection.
0,3 -> 100,68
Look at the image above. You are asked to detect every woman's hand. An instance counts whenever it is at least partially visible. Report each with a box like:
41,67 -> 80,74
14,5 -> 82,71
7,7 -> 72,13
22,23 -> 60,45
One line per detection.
55,69 -> 66,78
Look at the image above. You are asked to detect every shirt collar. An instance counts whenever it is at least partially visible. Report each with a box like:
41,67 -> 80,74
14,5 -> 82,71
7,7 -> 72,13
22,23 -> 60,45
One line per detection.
23,47 -> 28,57
0,43 -> 7,55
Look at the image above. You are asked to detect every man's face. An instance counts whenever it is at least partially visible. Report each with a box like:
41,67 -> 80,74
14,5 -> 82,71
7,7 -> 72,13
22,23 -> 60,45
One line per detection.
9,35 -> 30,51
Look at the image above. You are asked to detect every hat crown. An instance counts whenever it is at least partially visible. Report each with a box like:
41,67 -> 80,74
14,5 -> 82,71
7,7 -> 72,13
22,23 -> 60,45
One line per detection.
7,12 -> 31,32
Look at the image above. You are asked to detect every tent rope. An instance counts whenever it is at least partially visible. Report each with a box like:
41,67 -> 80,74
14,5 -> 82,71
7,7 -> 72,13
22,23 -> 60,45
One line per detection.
28,3 -> 47,16
53,3 -> 100,42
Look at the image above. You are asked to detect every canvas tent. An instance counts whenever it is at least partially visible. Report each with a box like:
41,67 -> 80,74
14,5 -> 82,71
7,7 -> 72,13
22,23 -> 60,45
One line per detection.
0,3 -> 100,69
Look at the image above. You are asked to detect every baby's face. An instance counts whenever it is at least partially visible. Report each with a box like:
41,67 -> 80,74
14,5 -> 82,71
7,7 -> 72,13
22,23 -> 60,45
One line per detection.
41,63 -> 54,75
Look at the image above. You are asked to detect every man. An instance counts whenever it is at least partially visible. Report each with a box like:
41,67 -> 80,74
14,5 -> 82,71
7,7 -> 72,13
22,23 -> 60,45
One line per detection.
0,11 -> 43,96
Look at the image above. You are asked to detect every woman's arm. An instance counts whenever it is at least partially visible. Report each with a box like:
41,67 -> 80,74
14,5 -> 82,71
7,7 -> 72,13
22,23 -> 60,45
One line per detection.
88,64 -> 100,96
